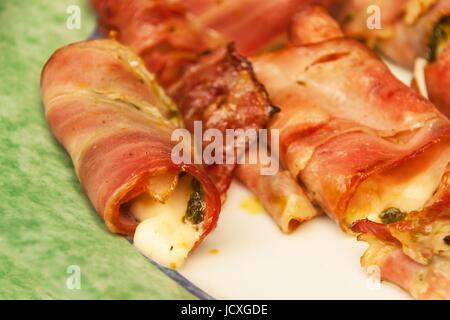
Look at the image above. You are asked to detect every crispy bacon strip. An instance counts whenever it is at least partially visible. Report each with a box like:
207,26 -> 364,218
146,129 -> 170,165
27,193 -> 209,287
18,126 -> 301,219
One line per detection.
169,43 -> 275,194
41,40 -> 220,249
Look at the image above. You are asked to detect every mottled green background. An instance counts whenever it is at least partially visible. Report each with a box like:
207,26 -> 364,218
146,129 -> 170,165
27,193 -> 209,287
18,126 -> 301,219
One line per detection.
0,0 -> 194,299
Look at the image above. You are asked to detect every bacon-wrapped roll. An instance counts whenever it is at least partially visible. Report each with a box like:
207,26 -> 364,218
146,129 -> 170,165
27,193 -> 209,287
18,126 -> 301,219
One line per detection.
41,40 -> 221,268
251,6 -> 450,298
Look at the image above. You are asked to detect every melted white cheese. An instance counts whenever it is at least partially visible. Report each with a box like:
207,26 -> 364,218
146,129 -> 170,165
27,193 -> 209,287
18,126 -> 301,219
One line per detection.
132,175 -> 201,269
347,144 -> 450,225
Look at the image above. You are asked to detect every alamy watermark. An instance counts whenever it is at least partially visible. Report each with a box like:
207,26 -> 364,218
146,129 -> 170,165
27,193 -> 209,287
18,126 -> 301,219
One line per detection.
66,265 -> 81,290
66,5 -> 81,30
367,5 -> 382,30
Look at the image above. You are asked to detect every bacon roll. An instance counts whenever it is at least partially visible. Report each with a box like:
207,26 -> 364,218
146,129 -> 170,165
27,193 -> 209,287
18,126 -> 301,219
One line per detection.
41,40 -> 221,268
249,6 -> 450,298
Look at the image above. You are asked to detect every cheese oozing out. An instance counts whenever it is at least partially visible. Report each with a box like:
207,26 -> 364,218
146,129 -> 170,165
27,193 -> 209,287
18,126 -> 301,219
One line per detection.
346,142 -> 450,226
131,174 -> 203,269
